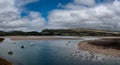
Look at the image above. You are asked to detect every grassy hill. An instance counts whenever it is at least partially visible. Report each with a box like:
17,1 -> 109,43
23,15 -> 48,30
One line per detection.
41,28 -> 120,36
0,28 -> 120,36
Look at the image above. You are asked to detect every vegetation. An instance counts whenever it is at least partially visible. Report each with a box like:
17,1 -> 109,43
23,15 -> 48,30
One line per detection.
0,28 -> 120,36
41,28 -> 120,36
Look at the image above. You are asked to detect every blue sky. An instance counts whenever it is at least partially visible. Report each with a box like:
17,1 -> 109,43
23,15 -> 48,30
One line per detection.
22,0 -> 72,19
0,0 -> 120,31
22,0 -> 114,19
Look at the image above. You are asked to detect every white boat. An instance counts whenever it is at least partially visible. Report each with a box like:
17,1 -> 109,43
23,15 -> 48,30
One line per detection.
30,43 -> 35,46
8,50 -> 13,55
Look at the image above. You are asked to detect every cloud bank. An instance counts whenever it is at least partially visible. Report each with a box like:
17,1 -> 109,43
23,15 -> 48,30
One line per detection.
48,0 -> 120,31
0,0 -> 45,31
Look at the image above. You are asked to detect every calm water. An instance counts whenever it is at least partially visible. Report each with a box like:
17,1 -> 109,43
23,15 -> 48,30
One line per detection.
0,37 -> 120,65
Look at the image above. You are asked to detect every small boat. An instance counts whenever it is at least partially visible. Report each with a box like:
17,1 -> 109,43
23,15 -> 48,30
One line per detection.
8,50 -> 13,55
30,43 -> 35,46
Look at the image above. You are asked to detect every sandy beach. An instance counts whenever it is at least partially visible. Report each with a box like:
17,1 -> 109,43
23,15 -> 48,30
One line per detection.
1,36 -> 119,40
1,36 -> 82,40
78,38 -> 120,56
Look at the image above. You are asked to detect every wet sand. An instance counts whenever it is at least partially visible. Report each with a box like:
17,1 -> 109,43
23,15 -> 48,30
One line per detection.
1,36 -> 82,40
78,38 -> 120,56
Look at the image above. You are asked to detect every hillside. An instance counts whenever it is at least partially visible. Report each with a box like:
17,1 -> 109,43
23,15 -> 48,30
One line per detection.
0,28 -> 120,36
41,28 -> 120,36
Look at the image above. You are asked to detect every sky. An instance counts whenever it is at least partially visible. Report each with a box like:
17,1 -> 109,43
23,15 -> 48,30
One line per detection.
0,0 -> 120,31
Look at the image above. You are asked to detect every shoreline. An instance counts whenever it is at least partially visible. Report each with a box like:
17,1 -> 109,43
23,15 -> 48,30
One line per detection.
78,38 -> 120,56
1,36 -> 82,40
0,36 -> 120,40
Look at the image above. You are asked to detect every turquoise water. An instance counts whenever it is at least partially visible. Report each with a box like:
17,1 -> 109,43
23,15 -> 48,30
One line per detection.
0,37 -> 120,65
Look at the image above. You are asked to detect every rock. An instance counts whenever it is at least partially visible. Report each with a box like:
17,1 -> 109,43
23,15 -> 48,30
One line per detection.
68,41 -> 71,43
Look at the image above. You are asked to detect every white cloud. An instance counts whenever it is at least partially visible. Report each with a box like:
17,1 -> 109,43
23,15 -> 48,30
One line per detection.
0,11 -> 46,31
26,12 -> 46,31
15,0 -> 39,7
0,0 -> 18,14
48,0 -> 120,31
65,3 -> 87,10
0,0 -> 46,31
57,3 -> 63,8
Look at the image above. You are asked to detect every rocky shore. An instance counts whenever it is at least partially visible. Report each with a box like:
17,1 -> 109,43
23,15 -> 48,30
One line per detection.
78,38 -> 120,56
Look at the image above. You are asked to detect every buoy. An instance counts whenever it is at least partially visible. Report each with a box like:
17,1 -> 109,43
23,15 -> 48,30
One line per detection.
21,45 -> 24,49
66,43 -> 68,45
68,41 -> 70,43
8,50 -> 13,55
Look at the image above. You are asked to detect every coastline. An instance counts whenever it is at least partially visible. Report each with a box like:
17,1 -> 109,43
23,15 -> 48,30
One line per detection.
0,36 -> 120,40
1,36 -> 82,40
78,38 -> 120,56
